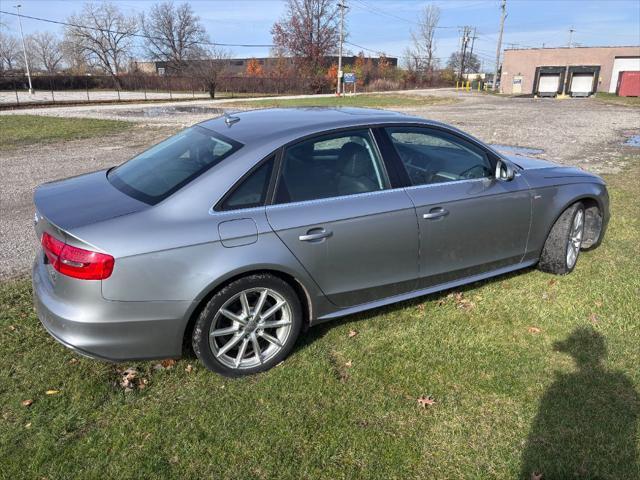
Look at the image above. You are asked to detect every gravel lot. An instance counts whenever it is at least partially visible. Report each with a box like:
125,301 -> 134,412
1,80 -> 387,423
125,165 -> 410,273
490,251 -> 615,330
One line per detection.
1,89 -> 638,279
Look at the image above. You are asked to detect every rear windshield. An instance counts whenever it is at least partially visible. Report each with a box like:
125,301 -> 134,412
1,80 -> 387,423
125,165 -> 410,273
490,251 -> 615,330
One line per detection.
108,126 -> 242,204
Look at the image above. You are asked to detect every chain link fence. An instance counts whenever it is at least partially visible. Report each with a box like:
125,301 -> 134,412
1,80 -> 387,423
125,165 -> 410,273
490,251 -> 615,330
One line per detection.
0,73 -> 337,107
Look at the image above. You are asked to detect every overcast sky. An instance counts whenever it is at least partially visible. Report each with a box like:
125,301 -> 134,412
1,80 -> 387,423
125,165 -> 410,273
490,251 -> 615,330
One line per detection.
1,0 -> 639,69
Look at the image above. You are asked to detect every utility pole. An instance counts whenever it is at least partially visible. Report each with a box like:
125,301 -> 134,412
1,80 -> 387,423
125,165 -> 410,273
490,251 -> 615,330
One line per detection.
337,0 -> 347,96
468,27 -> 478,72
459,26 -> 471,79
493,0 -> 507,91
14,4 -> 33,94
568,27 -> 575,48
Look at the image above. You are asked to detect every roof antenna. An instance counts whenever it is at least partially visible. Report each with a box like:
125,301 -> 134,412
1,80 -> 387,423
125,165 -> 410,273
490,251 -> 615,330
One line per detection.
223,110 -> 240,127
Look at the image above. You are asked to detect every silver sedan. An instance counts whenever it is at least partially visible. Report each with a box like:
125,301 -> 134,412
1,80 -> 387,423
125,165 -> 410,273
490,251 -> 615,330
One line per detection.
32,108 -> 609,376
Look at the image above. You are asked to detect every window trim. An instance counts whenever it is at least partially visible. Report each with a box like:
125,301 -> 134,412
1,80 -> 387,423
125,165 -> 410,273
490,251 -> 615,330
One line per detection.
270,127 -> 392,206
375,124 -> 502,188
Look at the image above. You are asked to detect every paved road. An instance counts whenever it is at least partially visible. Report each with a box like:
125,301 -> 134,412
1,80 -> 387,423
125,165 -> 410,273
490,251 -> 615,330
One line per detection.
1,90 -> 638,279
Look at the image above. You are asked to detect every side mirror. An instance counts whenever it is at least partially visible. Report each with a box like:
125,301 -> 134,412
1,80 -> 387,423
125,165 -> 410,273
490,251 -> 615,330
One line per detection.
495,160 -> 515,181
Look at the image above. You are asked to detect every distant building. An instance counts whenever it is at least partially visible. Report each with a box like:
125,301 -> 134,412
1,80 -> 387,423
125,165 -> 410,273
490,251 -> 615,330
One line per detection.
500,46 -> 640,97
131,55 -> 398,76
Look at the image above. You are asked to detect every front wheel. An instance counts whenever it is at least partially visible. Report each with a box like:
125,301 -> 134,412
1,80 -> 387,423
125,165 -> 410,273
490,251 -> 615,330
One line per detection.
192,274 -> 303,376
538,202 -> 585,275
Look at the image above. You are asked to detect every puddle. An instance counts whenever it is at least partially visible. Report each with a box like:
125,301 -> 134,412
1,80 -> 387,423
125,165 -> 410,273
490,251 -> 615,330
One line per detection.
114,105 -> 223,118
624,135 -> 640,147
490,144 -> 545,156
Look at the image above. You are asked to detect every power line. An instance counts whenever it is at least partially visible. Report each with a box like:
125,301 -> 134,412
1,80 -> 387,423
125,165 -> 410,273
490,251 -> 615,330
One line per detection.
0,10 -> 276,48
351,0 -> 460,29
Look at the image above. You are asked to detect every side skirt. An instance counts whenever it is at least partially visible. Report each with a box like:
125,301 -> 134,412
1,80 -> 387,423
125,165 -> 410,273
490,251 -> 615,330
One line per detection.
313,259 -> 537,324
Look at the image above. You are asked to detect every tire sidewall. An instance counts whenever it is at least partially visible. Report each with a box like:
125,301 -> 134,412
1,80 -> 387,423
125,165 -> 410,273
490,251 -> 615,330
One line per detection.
192,274 -> 303,377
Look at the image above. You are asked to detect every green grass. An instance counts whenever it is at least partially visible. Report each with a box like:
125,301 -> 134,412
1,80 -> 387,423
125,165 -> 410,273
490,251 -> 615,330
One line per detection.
0,115 -> 132,149
593,92 -> 640,107
1,158 -> 639,479
224,93 -> 457,109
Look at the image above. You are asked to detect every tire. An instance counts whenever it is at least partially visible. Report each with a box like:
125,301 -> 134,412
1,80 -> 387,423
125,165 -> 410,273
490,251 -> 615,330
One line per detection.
538,202 -> 585,275
192,273 -> 303,377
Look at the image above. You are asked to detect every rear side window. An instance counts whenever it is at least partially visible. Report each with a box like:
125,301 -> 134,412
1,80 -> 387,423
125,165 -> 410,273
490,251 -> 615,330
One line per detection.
220,157 -> 274,210
385,127 -> 492,186
108,126 -> 241,204
274,129 -> 388,204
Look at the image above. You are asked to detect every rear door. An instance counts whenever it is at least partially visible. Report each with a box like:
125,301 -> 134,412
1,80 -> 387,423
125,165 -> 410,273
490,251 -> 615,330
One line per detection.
266,128 -> 419,307
381,126 -> 531,288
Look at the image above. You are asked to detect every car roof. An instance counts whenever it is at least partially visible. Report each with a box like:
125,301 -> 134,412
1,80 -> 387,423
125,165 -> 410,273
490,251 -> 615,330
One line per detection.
197,107 -> 436,144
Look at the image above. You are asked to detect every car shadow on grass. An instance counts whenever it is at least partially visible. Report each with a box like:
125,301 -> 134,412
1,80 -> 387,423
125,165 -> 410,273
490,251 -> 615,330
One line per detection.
519,327 -> 639,480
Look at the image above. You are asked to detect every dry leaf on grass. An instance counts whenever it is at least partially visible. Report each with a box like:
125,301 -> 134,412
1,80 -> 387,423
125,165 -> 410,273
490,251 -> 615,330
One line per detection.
528,326 -> 541,334
453,292 -> 475,310
417,395 -> 436,408
21,399 -> 33,407
548,279 -> 558,286
69,358 -> 79,365
345,360 -> 353,368
161,359 -> 176,369
45,390 -> 59,395
185,364 -> 194,373
348,330 -> 358,338
118,367 -> 148,392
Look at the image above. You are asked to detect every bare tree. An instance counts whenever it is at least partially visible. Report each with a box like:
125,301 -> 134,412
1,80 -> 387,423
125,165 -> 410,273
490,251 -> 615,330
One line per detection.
271,0 -> 340,74
0,32 -> 21,72
446,51 -> 480,74
60,37 -> 91,74
187,47 -> 230,98
140,1 -> 208,72
65,2 -> 137,82
26,32 -> 64,73
407,4 -> 440,79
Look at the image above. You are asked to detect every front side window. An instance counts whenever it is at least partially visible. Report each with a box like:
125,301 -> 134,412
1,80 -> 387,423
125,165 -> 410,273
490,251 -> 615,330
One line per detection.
274,129 -> 388,204
108,126 -> 241,204
385,127 -> 492,186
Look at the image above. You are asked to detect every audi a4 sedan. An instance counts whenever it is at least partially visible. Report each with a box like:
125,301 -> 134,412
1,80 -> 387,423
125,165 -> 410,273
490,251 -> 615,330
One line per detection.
32,108 -> 609,376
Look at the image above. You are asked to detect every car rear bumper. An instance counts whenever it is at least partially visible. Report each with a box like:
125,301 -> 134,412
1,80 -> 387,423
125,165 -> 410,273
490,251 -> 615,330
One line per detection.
32,255 -> 193,361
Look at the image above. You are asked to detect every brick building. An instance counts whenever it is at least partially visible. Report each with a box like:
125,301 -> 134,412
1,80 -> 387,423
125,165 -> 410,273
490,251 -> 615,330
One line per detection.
500,46 -> 640,96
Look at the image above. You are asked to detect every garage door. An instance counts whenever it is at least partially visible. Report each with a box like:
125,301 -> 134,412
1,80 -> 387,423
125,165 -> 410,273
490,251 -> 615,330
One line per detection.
570,73 -> 594,96
538,74 -> 560,94
609,57 -> 640,93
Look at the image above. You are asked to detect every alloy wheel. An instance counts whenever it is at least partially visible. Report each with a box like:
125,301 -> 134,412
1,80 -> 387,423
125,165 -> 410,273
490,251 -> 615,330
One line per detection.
566,209 -> 584,269
208,288 -> 293,369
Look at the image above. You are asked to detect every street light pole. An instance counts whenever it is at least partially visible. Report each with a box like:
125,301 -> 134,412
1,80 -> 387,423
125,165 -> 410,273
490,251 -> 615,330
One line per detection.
14,4 -> 33,94
337,0 -> 346,96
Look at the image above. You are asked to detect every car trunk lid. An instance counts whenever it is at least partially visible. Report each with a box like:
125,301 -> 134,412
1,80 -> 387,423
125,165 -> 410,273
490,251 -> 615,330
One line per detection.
34,169 -> 149,231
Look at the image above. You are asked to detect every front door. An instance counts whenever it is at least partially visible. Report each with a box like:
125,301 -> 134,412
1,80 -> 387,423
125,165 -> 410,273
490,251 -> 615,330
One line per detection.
382,126 -> 531,287
266,129 -> 419,307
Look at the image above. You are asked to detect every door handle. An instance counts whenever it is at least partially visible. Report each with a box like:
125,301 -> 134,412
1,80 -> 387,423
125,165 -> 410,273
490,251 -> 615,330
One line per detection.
299,229 -> 333,242
423,208 -> 449,220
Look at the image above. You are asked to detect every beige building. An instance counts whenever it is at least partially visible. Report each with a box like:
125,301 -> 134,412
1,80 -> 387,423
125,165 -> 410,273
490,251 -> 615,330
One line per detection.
501,46 -> 640,96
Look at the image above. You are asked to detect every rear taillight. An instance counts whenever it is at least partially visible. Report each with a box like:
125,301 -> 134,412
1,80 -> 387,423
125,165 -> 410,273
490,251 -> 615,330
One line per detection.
41,232 -> 114,280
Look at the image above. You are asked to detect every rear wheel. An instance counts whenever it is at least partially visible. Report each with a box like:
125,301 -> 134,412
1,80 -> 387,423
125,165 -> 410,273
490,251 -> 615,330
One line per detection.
538,202 -> 585,275
192,274 -> 302,376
